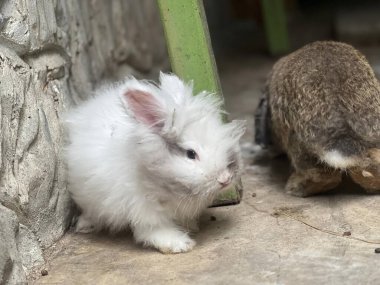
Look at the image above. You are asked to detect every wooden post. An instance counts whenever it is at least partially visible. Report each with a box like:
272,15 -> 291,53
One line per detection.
157,0 -> 242,206
261,0 -> 290,55
157,0 -> 221,95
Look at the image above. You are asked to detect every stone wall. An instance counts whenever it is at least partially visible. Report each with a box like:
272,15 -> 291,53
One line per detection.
0,1 -> 168,283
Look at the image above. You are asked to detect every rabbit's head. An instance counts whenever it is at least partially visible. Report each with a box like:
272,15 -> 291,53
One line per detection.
120,73 -> 246,199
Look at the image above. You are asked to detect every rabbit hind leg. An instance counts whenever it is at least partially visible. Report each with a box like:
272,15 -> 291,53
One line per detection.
285,167 -> 342,197
285,139 -> 342,197
286,148 -> 342,197
349,167 -> 380,194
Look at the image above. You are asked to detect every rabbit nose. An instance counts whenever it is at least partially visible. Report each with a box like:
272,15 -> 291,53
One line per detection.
217,170 -> 232,187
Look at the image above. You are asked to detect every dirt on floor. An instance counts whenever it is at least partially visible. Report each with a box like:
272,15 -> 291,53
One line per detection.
32,51 -> 380,285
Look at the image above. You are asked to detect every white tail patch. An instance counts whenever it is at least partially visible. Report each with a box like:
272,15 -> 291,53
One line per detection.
321,150 -> 359,169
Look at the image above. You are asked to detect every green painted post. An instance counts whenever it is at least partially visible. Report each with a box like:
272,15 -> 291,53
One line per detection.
261,0 -> 290,55
157,0 -> 221,95
157,0 -> 242,206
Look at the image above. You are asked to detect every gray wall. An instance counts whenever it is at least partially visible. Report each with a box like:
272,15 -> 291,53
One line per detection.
0,1 -> 168,283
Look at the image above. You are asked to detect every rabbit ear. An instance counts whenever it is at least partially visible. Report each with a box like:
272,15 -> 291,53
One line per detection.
122,89 -> 165,129
228,120 -> 247,140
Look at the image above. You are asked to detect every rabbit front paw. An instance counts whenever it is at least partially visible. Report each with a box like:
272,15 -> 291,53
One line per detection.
156,234 -> 196,254
135,226 -> 196,254
75,214 -> 95,233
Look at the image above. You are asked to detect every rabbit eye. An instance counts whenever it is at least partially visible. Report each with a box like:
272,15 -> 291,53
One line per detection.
186,149 -> 197,160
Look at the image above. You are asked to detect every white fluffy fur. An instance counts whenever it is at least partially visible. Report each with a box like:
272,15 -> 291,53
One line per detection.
65,73 -> 245,253
321,150 -> 358,169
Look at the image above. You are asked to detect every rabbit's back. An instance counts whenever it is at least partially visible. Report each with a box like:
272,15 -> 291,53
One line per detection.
268,41 -> 380,167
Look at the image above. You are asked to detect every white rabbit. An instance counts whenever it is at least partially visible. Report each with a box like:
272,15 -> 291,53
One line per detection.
65,73 -> 246,253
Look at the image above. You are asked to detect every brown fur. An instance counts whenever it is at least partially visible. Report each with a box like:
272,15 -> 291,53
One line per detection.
266,41 -> 380,196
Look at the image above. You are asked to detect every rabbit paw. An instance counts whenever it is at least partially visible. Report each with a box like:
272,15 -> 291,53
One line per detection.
75,215 -> 95,233
135,227 -> 196,254
156,234 -> 196,254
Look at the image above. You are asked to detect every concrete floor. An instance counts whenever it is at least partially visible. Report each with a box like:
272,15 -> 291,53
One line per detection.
33,52 -> 380,285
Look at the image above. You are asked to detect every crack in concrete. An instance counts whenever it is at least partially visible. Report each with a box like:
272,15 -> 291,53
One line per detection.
266,249 -> 282,284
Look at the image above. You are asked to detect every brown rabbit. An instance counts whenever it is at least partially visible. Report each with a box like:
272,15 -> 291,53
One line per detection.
264,41 -> 380,197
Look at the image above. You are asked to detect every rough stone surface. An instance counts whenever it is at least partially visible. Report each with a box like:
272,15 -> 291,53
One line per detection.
17,224 -> 44,273
0,205 -> 26,284
0,0 -> 167,281
33,52 -> 380,285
